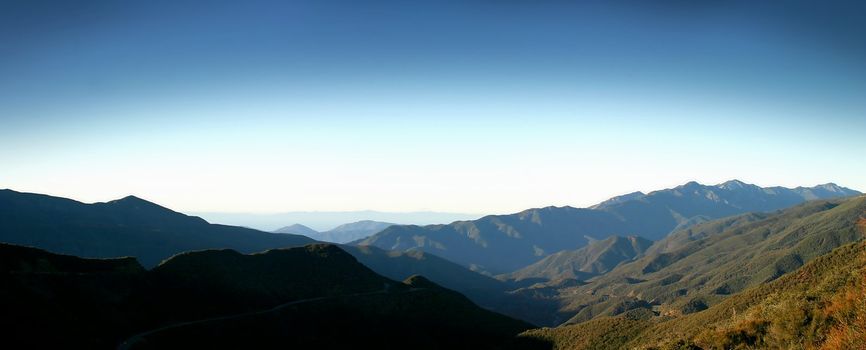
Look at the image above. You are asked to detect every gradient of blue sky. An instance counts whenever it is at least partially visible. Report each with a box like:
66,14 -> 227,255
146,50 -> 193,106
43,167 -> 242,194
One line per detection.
2,0 -> 865,214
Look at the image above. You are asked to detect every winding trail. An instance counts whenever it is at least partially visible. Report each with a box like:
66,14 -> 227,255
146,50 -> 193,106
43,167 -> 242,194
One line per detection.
117,288 -> 423,350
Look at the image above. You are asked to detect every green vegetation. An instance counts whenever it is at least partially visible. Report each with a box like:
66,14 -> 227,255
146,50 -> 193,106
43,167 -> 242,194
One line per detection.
551,196 -> 866,324
503,235 -> 653,283
519,239 -> 866,349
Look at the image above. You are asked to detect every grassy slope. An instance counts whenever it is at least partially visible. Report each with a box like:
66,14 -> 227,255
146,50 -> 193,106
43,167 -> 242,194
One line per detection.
552,197 -> 866,324
520,236 -> 866,349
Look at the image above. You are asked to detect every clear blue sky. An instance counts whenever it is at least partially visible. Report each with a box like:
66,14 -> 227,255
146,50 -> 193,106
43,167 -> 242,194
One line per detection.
2,0 -> 865,214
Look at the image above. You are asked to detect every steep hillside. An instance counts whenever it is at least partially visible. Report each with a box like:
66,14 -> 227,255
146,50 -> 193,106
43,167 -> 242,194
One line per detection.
342,244 -> 509,301
503,235 -> 653,284
358,181 -> 859,274
0,189 -> 315,267
358,206 -> 630,274
0,242 -> 539,349
521,240 -> 866,349
341,244 -> 561,326
545,196 -> 866,326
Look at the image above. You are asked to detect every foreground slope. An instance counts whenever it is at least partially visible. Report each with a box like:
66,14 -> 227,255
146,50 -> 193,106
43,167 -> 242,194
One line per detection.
550,196 -> 866,325
0,189 -> 315,267
521,240 -> 866,349
0,242 -> 540,349
358,181 -> 859,274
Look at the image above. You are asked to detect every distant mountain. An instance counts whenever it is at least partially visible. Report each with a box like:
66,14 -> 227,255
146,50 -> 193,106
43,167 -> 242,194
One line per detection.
320,220 -> 395,243
588,191 -> 645,209
502,235 -> 653,284
357,181 -> 860,274
0,189 -> 315,267
277,220 -> 395,243
591,180 -> 861,239
0,242 -> 539,349
357,207 -> 631,274
273,223 -> 319,236
195,210 -> 480,232
342,244 -> 508,301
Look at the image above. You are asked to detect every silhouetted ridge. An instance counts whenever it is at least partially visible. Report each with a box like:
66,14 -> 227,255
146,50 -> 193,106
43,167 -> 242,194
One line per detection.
0,189 -> 314,267
0,242 -> 144,273
0,242 -> 537,349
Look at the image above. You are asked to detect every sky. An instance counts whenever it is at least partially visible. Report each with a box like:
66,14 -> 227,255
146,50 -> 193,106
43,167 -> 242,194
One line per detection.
2,0 -> 865,215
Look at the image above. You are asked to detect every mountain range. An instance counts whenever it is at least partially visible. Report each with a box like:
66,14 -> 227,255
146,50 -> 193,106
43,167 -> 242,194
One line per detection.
515,195 -> 866,327
0,181 -> 862,332
0,188 -> 540,324
194,210 -> 479,233
357,180 -> 860,274
275,220 -> 395,243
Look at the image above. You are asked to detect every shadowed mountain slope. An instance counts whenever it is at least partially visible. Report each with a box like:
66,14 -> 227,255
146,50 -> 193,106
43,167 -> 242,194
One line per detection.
0,189 -> 315,267
340,244 -> 561,325
0,189 -> 549,325
0,242 -> 541,349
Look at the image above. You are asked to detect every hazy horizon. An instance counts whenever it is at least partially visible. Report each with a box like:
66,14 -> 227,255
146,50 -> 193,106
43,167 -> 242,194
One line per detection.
3,1 -> 865,214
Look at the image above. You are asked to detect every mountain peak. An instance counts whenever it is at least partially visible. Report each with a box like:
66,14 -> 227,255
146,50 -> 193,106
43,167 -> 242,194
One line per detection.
676,181 -> 704,190
106,195 -> 182,212
717,179 -> 757,190
115,195 -> 148,203
274,224 -> 319,236
814,183 -> 845,191
589,191 -> 646,209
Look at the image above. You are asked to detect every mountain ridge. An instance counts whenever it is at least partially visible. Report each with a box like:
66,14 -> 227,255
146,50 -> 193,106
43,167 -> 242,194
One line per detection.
0,189 -> 315,267
357,181 -> 860,274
